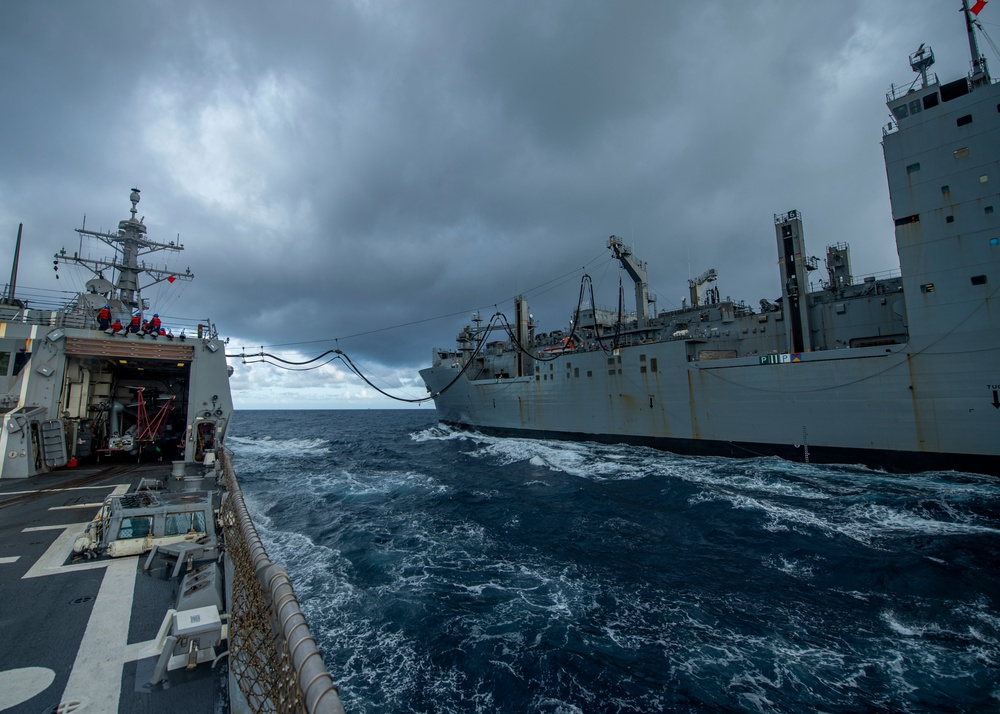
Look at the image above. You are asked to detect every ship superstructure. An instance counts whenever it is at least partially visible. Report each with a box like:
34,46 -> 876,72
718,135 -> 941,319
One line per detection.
421,4 -> 1000,475
0,188 -> 232,477
0,192 -> 342,712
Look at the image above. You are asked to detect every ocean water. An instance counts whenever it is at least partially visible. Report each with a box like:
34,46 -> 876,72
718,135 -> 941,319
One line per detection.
228,410 -> 1000,713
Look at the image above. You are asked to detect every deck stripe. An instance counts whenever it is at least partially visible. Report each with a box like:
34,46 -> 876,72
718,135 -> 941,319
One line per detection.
0,483 -> 128,496
60,557 -> 137,712
0,556 -> 19,564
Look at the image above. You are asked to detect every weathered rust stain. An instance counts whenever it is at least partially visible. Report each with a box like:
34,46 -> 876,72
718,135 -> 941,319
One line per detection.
906,353 -> 926,452
686,368 -> 700,440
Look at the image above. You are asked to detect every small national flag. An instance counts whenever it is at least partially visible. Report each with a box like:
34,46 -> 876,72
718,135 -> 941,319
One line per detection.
167,275 -> 176,283
971,0 -> 988,16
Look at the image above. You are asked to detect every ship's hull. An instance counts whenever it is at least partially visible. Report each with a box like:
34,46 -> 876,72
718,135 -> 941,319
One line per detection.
421,333 -> 1000,475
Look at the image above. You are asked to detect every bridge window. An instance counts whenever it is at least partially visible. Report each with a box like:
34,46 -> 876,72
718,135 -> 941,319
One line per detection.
957,114 -> 973,127
941,78 -> 970,102
971,275 -> 987,286
922,92 -> 939,110
118,516 -> 152,540
165,511 -> 207,536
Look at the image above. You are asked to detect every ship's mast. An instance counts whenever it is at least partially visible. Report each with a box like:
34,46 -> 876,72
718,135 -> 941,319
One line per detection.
964,0 -> 991,86
58,188 -> 192,311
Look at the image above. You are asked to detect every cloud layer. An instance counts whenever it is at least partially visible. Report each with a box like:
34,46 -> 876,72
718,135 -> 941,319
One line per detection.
0,0 -> 979,407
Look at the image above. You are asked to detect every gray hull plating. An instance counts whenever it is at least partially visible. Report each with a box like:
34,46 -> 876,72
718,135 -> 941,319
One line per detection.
422,19 -> 1000,476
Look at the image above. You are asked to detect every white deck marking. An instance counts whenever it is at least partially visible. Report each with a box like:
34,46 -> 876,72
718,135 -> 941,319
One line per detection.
22,483 -> 128,577
60,557 -> 137,712
0,483 -> 128,496
0,666 -> 56,711
49,489 -> 123,509
21,525 -> 111,577
0,556 -> 19,564
13,483 -> 152,710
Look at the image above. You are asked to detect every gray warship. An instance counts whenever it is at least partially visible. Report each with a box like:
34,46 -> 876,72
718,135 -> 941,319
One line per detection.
0,190 -> 343,712
421,3 -> 1000,477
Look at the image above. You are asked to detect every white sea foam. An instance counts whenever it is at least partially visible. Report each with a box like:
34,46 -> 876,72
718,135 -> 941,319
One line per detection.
409,423 -> 473,443
683,466 -> 1000,548
763,555 -> 815,580
228,433 -> 330,458
229,412 -> 1000,713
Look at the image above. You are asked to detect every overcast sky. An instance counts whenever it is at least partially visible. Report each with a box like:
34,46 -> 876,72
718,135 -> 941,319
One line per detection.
1,1 -> 992,409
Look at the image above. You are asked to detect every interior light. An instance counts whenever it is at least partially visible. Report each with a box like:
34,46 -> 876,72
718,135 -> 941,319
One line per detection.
118,359 -> 128,364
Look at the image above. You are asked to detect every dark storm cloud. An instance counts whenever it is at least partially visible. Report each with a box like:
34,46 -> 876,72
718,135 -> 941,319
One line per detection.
0,1 -> 980,405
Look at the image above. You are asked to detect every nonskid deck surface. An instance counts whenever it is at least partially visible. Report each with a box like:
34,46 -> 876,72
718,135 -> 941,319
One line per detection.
0,463 -> 224,713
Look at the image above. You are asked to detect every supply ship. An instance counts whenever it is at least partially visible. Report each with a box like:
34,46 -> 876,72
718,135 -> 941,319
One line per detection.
421,3 -> 1000,476
0,190 -> 343,711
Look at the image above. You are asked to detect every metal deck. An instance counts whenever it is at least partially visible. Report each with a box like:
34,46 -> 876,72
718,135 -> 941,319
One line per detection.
0,463 -> 225,713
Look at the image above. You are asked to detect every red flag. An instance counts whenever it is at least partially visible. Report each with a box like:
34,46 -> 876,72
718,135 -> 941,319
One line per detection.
167,275 -> 176,283
971,0 -> 987,16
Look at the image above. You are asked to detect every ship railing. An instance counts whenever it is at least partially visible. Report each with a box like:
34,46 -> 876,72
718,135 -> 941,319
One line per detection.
218,449 -> 346,714
885,73 -> 937,102
1,283 -> 226,338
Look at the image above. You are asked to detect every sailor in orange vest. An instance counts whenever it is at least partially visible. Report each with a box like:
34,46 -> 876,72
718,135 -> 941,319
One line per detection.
97,304 -> 111,330
111,317 -> 123,333
149,313 -> 162,333
129,313 -> 142,334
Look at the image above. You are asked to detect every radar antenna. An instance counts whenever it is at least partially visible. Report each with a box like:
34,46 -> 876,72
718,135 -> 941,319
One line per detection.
909,43 -> 935,88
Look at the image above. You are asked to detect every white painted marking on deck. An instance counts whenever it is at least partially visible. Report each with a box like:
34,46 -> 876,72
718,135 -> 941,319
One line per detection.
11,482 -> 155,710
20,525 -> 103,578
0,666 -> 56,711
0,483 -> 128,496
50,503 -> 104,510
0,556 -> 19,564
60,557 -> 136,713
